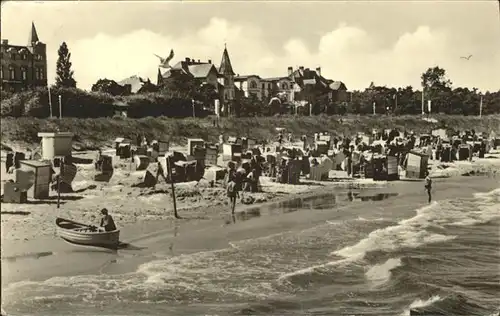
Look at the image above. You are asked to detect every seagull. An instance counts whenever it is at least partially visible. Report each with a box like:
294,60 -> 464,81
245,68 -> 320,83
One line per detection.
460,54 -> 473,60
154,49 -> 175,68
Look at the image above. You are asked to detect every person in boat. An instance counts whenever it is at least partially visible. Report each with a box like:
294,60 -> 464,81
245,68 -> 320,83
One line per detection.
100,208 -> 117,232
424,171 -> 432,203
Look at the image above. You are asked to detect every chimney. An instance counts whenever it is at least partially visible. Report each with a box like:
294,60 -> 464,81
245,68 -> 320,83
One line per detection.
316,67 -> 321,77
299,66 -> 304,72
198,59 -> 200,63
2,39 -> 8,45
287,66 -> 293,76
185,57 -> 190,62
208,59 -> 212,64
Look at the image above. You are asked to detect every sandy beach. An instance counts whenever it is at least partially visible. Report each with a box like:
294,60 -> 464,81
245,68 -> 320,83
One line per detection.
1,148 -> 500,314
0,150 -> 498,316
2,149 -> 499,241
0,152 -> 388,241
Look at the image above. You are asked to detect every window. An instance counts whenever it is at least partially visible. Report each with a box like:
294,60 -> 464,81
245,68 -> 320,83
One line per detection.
21,54 -> 27,60
35,68 -> 44,80
0,68 -> 3,79
9,67 -> 15,79
250,81 -> 257,89
262,83 -> 265,89
21,68 -> 27,80
281,83 -> 288,90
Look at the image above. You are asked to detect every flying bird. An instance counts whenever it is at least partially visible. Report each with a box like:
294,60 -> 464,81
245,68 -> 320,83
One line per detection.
460,55 -> 473,60
154,49 -> 175,68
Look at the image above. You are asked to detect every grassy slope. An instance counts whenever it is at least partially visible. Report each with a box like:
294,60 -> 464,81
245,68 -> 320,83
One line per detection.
1,115 -> 499,150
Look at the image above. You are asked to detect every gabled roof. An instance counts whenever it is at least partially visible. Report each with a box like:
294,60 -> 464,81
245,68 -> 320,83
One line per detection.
219,47 -> 235,76
292,67 -> 339,91
118,75 -> 147,94
28,22 -> 40,44
166,60 -> 217,79
161,67 -> 191,79
329,81 -> 347,91
188,64 -> 217,78
170,61 -> 184,69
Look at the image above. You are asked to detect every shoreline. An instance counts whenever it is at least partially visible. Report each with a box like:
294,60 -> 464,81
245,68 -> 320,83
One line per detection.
1,175 -> 498,287
1,150 -> 499,243
1,148 -> 499,290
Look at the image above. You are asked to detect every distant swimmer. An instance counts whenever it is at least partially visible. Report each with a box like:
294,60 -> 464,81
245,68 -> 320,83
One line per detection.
424,171 -> 432,203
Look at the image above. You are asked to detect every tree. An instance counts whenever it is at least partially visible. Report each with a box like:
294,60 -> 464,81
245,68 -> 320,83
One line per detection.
137,80 -> 159,94
158,72 -> 196,98
421,66 -> 453,113
91,79 -> 130,96
55,42 -> 77,88
193,83 -> 219,111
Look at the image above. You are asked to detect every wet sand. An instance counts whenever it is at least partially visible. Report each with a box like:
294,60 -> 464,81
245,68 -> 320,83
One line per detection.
2,175 -> 498,291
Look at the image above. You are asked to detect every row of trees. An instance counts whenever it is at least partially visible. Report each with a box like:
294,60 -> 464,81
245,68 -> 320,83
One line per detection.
2,41 -> 499,118
87,66 -> 500,117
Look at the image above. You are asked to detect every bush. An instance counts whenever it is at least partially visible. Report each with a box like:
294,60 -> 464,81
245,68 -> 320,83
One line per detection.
0,87 -> 199,119
1,115 -> 499,149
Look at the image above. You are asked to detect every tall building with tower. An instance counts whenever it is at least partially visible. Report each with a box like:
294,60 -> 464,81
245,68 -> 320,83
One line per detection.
218,44 -> 235,103
1,22 -> 48,92
157,44 -> 237,106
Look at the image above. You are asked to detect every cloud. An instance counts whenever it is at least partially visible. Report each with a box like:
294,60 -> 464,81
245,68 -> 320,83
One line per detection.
52,18 -> 500,92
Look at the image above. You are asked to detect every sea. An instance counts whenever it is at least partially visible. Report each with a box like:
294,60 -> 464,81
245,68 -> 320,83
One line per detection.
2,186 -> 500,316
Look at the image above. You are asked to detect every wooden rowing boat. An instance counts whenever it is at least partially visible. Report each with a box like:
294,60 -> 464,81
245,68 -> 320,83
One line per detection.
55,217 -> 120,249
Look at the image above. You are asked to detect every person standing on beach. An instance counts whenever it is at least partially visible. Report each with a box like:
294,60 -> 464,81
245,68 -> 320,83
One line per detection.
227,180 -> 240,214
424,172 -> 432,203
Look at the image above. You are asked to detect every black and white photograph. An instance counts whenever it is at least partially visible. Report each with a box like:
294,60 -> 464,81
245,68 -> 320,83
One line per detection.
1,1 -> 500,315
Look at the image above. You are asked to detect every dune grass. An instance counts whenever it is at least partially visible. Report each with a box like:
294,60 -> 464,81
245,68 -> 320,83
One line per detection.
1,114 -> 499,150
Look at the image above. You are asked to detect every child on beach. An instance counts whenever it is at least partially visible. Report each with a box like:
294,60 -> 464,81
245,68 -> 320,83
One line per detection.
227,180 -> 240,214
424,171 -> 432,203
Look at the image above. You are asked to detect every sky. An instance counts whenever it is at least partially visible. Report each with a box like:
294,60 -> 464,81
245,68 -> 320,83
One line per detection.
2,0 -> 500,92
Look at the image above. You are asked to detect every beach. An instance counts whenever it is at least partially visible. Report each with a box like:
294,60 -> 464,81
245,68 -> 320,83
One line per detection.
1,167 -> 499,315
1,149 -> 500,315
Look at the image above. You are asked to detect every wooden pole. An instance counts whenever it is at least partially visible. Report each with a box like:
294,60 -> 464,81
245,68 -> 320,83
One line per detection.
58,95 -> 62,119
167,156 -> 180,219
479,95 -> 483,118
421,89 -> 425,115
57,163 -> 63,208
48,86 -> 53,118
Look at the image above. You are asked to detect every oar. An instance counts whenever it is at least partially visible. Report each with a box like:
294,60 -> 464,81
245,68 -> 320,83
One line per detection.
60,218 -> 94,228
